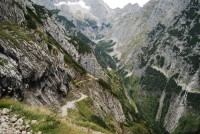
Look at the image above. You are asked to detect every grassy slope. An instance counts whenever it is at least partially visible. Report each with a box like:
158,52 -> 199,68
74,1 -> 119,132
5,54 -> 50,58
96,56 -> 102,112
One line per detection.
0,98 -> 89,134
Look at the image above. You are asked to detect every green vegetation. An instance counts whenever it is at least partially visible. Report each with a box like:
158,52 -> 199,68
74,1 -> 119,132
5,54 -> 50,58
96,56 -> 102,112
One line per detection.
106,70 -> 145,125
184,6 -> 198,19
97,78 -> 112,90
131,123 -> 148,134
76,98 -> 114,131
75,120 -> 112,134
138,53 -> 149,68
186,18 -> 200,48
166,75 -> 182,93
0,98 -> 88,134
5,22 -> 31,41
160,93 -> 171,124
50,9 -> 60,16
26,6 -> 43,24
0,58 -> 8,66
0,20 -> 32,45
138,93 -> 167,134
168,29 -> 183,38
98,72 -> 142,127
124,75 -> 142,101
139,67 -> 183,133
174,112 -> 200,134
33,4 -> 51,19
117,69 -> 168,134
140,94 -> 159,121
139,24 -> 165,68
187,93 -> 200,110
26,4 -> 52,29
141,67 -> 167,91
25,14 -> 37,29
95,40 -> 117,69
183,54 -> 200,75
85,19 -> 98,29
67,98 -> 114,133
64,53 -> 87,75
76,19 -> 98,30
173,45 -> 180,53
0,28 -> 19,46
56,15 -> 75,29
68,35 -> 92,54
156,55 -> 165,67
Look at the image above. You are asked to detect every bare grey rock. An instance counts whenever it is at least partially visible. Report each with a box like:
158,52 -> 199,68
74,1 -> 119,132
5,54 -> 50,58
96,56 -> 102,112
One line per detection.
0,108 -> 41,134
37,131 -> 42,134
31,120 -> 37,125
25,124 -> 30,129
1,108 -> 11,115
22,131 -> 27,134
10,117 -> 18,123
15,118 -> 23,126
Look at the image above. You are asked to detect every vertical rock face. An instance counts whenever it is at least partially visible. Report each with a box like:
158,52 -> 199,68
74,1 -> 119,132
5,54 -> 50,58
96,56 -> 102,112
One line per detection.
0,0 -> 70,107
0,35 -> 69,108
164,91 -> 187,133
87,81 -> 126,122
156,90 -> 166,122
0,0 -> 104,108
0,0 -> 25,25
130,1 -> 200,133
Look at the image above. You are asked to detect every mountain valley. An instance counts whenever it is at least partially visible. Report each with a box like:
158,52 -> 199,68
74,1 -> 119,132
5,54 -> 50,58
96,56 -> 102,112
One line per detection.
0,0 -> 199,134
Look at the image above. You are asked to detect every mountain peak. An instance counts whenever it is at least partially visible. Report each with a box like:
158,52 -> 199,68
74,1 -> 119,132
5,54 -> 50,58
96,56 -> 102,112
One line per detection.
123,3 -> 140,8
122,3 -> 140,13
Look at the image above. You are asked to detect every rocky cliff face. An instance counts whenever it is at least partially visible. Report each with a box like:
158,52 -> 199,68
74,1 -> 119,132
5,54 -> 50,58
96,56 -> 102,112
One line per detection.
112,0 -> 200,133
138,2 -> 200,133
0,0 -> 73,109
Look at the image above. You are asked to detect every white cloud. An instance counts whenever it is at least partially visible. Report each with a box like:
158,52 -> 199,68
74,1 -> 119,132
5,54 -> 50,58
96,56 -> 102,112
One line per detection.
54,0 -> 90,9
103,0 -> 150,9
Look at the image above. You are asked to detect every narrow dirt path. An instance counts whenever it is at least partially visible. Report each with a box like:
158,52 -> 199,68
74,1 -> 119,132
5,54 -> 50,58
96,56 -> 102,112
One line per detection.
61,93 -> 88,116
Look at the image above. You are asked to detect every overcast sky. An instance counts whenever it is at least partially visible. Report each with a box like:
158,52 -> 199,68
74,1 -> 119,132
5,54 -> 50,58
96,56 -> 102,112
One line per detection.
102,0 -> 149,8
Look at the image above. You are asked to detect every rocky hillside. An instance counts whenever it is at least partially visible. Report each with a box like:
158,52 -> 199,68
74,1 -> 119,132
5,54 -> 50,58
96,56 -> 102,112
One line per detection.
0,0 -> 104,107
102,0 -> 200,133
0,0 -> 155,134
136,1 -> 200,133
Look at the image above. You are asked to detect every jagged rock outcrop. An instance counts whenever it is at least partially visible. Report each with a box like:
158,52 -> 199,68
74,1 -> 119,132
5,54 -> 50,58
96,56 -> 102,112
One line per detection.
86,80 -> 126,123
0,108 -> 41,134
0,24 -> 69,109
